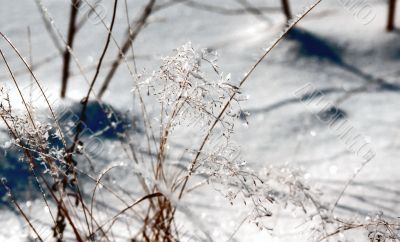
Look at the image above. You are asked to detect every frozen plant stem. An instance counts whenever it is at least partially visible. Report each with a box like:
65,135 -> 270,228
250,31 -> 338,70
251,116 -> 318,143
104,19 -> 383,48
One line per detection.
98,0 -> 156,99
281,0 -> 292,21
70,0 -> 119,153
387,0 -> 397,31
61,0 -> 81,98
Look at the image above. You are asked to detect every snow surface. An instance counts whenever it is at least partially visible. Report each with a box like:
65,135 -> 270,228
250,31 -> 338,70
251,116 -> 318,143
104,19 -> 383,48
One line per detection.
1,0 -> 400,241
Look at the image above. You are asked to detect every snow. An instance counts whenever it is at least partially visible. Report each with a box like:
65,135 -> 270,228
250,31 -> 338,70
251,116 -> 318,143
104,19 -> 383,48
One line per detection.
1,0 -> 400,241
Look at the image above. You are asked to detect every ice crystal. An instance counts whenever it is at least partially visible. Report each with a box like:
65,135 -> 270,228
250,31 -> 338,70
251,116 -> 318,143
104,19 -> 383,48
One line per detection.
143,42 -> 243,132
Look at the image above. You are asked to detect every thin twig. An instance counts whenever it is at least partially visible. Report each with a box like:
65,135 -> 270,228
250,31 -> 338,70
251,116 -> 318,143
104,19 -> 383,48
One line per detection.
89,193 -> 164,236
1,181 -> 44,242
70,0 -> 119,153
98,0 -> 156,98
61,0 -> 81,98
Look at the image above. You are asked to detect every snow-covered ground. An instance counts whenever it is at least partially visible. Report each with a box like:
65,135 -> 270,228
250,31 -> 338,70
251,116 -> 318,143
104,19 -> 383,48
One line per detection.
1,0 -> 400,241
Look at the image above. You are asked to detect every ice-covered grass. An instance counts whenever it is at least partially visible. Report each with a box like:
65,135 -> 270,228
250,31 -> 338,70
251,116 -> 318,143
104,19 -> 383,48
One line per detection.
1,0 -> 400,241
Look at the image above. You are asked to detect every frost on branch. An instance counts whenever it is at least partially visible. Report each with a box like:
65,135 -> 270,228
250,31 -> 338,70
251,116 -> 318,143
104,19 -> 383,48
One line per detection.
143,42 -> 244,132
0,85 -> 65,178
136,43 -> 331,231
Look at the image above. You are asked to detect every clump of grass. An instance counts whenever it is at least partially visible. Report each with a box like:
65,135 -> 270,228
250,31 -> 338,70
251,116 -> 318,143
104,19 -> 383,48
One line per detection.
0,1 -> 324,241
2,0 -> 397,241
0,39 -> 319,241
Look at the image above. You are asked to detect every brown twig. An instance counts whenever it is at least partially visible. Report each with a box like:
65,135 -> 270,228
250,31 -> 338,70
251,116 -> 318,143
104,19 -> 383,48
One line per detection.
98,0 -> 156,99
281,0 -> 292,21
70,0 -> 119,153
89,193 -> 164,237
387,0 -> 397,31
61,0 -> 81,98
